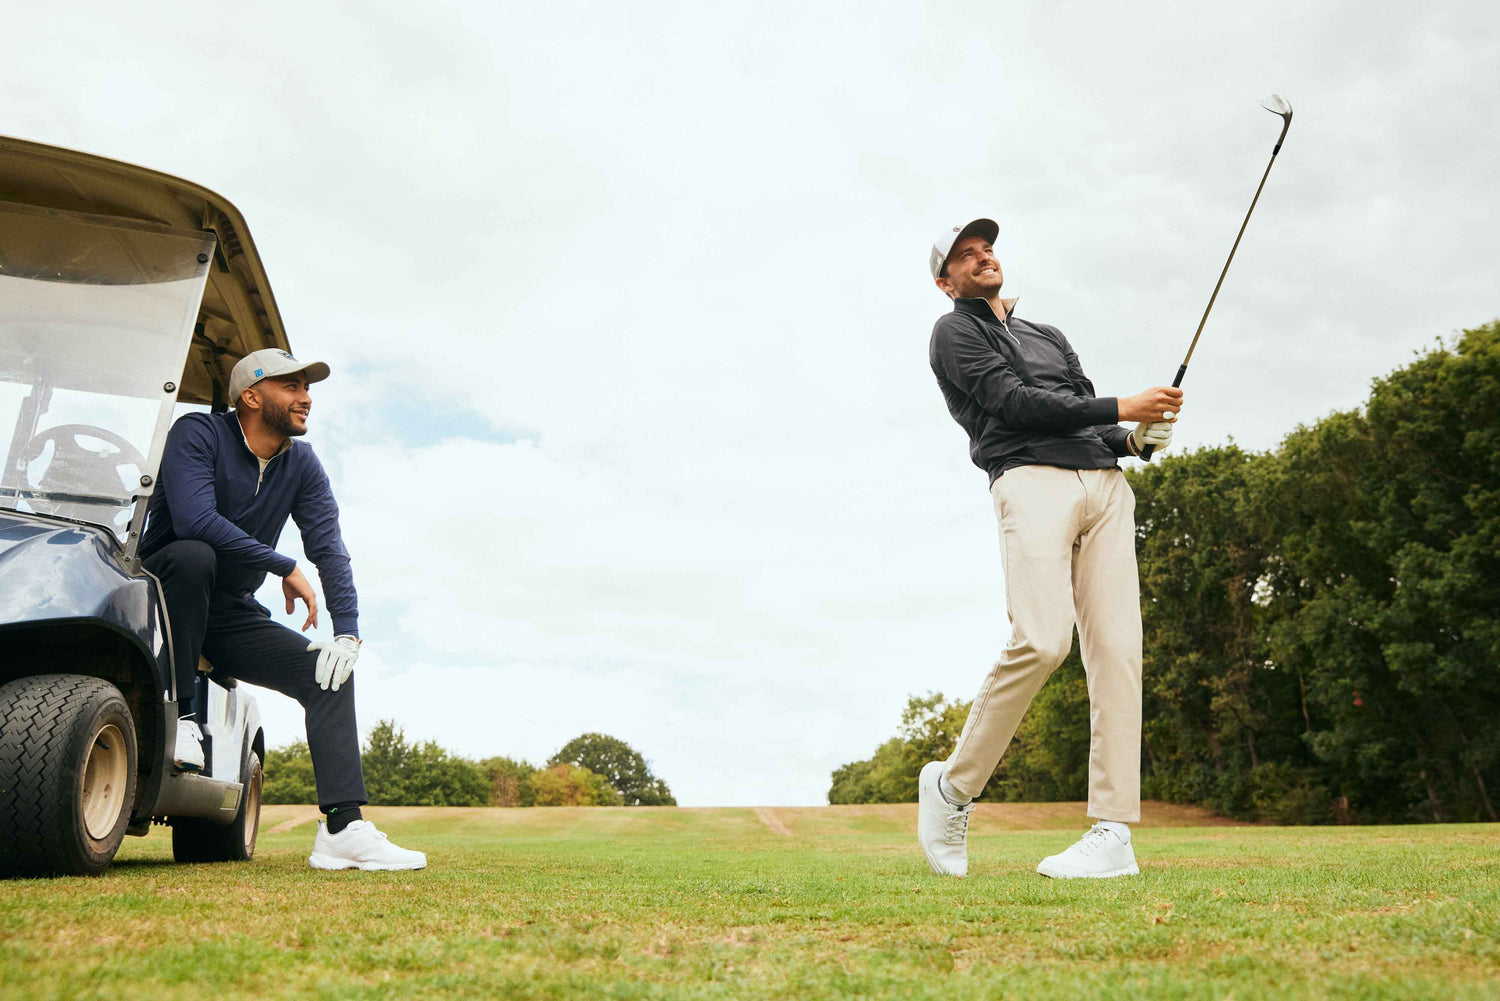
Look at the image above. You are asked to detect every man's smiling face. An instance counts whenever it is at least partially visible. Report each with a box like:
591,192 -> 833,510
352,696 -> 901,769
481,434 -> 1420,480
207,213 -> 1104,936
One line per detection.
936,235 -> 1003,299
250,374 -> 313,437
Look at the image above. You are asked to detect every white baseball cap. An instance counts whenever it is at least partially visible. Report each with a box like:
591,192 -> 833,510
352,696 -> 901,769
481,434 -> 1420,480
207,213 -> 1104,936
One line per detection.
228,348 -> 331,405
929,218 -> 999,281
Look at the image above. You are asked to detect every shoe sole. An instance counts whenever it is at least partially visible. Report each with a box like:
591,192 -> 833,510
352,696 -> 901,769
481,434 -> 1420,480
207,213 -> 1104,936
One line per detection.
1035,862 -> 1139,879
917,762 -> 966,878
173,760 -> 203,773
308,853 -> 427,871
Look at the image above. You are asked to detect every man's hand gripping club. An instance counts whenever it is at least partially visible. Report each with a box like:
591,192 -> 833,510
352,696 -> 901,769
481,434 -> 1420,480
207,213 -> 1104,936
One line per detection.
283,564 -> 360,691
1119,386 -> 1185,457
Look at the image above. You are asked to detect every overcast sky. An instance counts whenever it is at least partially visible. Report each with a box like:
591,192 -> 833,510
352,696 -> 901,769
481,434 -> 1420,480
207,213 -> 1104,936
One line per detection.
6,1 -> 1497,806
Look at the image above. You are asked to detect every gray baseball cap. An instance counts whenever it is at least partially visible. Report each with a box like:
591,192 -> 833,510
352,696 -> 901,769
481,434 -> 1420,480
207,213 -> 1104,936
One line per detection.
228,348 -> 331,404
929,218 -> 999,280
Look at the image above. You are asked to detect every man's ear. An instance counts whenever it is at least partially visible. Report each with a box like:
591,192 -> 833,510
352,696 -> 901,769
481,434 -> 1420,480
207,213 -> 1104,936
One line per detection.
934,276 -> 955,300
238,388 -> 260,413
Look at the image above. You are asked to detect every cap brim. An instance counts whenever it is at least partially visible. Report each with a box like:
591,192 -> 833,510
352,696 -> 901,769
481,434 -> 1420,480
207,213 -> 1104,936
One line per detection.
938,218 -> 1000,278
298,361 -> 331,384
954,218 -> 998,247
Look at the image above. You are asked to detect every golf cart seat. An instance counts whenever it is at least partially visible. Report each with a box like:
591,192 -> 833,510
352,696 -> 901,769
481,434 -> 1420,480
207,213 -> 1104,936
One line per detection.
196,655 -> 237,689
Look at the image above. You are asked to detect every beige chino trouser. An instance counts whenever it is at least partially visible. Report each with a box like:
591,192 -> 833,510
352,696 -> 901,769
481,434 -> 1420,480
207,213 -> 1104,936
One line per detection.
945,465 -> 1143,822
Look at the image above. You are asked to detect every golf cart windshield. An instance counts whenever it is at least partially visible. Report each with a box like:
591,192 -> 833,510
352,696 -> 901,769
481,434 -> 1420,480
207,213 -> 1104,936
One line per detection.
0,201 -> 213,538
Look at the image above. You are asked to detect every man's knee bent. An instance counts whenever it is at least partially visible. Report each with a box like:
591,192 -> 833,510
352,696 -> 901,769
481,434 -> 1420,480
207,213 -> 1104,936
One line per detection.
298,672 -> 356,711
152,539 -> 218,587
1005,631 -> 1074,675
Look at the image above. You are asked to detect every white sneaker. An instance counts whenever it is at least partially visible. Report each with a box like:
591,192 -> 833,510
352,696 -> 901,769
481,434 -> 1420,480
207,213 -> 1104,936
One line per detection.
917,760 -> 972,877
174,719 -> 204,772
1036,824 -> 1139,879
308,819 -> 427,871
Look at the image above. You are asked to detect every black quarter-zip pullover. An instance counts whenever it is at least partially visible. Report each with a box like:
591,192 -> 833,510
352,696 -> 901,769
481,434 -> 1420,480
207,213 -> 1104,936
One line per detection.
929,297 -> 1131,484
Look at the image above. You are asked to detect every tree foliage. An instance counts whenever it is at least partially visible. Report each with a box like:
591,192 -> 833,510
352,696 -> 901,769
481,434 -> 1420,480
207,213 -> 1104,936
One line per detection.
481,755 -> 537,807
262,722 -> 675,809
359,719 -> 492,807
832,323 -> 1500,824
262,740 -> 317,805
531,762 -> 624,806
828,672 -> 1089,805
548,732 -> 676,806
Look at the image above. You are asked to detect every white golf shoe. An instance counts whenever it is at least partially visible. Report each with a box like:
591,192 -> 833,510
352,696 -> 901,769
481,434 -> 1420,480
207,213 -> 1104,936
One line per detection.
917,760 -> 972,877
173,719 -> 204,772
308,819 -> 428,871
1036,824 -> 1139,879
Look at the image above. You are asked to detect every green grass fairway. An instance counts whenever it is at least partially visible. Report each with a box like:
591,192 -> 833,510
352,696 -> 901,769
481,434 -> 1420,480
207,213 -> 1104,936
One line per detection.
2,802 -> 1495,1000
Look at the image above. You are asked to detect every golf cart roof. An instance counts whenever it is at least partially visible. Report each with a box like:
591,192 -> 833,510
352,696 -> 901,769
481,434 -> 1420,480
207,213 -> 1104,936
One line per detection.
0,135 -> 290,407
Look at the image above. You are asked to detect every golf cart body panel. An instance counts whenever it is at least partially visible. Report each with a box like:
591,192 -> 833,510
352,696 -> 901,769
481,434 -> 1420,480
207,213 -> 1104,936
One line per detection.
0,137 -> 291,872
0,513 -> 168,664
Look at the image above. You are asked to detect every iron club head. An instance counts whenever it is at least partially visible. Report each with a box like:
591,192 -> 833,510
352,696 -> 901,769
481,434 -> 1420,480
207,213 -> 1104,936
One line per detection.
1261,93 -> 1293,122
1261,93 -> 1293,152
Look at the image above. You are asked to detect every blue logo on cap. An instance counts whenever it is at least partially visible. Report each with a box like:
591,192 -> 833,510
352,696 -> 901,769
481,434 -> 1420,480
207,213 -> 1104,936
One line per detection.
254,368 -> 263,378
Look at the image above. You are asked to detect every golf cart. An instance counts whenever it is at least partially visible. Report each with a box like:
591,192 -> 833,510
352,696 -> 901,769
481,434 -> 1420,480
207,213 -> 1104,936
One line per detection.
0,135 -> 294,876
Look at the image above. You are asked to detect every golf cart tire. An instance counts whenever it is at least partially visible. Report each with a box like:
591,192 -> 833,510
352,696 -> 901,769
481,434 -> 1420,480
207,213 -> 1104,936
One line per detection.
0,674 -> 138,877
171,747 -> 263,863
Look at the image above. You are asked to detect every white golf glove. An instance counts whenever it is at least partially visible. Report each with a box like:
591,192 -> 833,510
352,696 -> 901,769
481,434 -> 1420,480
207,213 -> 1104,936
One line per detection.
308,635 -> 360,691
1130,419 -> 1174,455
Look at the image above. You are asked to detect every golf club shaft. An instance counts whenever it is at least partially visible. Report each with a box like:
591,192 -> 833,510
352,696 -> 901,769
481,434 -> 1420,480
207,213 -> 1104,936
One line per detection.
1140,139 -> 1284,460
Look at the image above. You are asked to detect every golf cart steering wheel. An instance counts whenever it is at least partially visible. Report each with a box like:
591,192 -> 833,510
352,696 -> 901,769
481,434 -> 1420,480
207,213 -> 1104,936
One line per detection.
21,424 -> 147,525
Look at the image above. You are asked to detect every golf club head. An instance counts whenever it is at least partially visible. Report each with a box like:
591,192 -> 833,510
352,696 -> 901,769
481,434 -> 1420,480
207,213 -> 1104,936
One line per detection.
1261,93 -> 1293,151
1261,93 -> 1293,122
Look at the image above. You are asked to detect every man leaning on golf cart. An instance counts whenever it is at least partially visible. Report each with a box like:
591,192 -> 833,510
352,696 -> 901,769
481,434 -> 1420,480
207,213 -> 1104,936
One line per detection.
140,348 -> 426,871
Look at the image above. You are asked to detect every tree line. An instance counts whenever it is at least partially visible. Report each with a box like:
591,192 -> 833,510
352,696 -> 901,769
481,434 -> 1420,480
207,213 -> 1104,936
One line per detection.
832,322 -> 1500,824
265,723 -> 676,807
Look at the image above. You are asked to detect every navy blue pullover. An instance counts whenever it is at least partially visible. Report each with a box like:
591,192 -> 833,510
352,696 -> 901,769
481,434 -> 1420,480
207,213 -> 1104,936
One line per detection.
140,410 -> 359,637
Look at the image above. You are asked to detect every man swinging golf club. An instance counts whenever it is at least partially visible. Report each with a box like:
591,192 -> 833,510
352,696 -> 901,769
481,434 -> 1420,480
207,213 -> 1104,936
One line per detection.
918,219 -> 1180,878
140,348 -> 426,871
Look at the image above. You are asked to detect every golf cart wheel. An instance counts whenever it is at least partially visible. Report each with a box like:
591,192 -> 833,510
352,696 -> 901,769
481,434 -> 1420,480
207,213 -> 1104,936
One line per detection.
0,674 -> 138,877
171,747 -> 262,863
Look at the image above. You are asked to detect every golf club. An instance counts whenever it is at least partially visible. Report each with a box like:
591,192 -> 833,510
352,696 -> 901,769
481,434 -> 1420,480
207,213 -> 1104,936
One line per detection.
1140,94 -> 1293,459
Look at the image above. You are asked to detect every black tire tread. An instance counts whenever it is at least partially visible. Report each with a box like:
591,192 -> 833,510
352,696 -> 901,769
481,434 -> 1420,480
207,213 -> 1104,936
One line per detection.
0,674 -> 134,877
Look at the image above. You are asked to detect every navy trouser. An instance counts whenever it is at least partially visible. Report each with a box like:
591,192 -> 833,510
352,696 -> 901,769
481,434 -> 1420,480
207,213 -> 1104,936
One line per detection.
144,539 -> 368,809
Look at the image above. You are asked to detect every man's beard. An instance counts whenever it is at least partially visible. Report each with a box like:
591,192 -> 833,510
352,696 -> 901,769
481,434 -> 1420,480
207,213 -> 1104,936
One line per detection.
960,272 -> 1002,298
263,398 -> 307,437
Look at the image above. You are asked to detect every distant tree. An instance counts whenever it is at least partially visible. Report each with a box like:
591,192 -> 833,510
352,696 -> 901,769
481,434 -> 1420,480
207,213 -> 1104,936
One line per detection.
361,719 -> 412,805
360,719 -> 489,807
827,693 -> 971,804
481,755 -> 537,807
401,740 -> 491,807
531,762 -> 623,806
548,733 -> 676,806
272,720 -> 685,810
828,738 -> 904,804
262,740 -> 316,804
828,686 -> 1094,805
